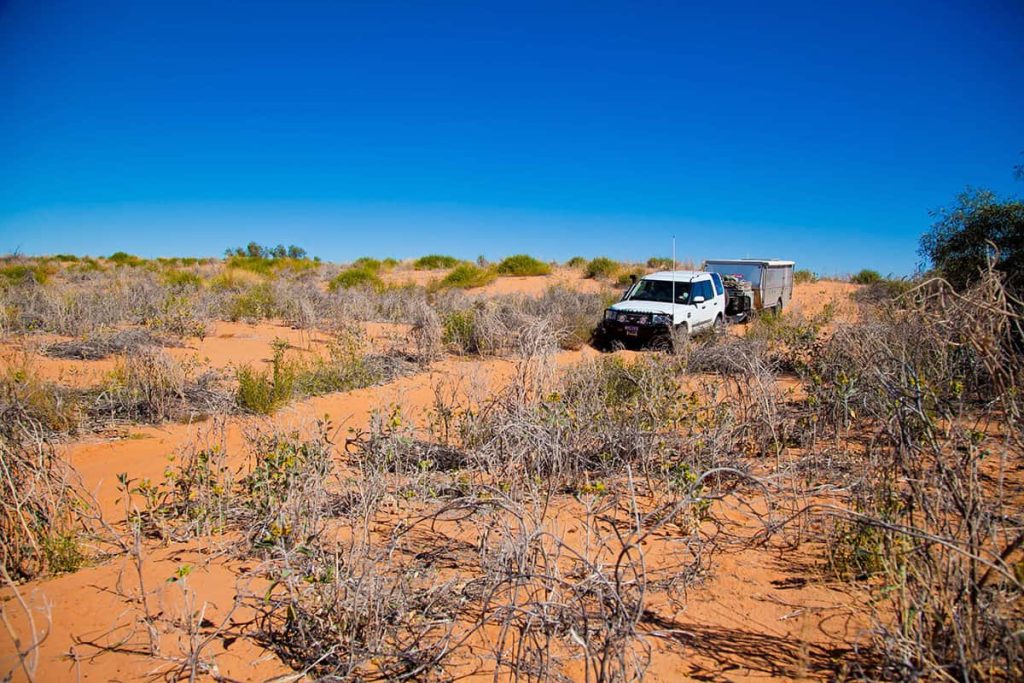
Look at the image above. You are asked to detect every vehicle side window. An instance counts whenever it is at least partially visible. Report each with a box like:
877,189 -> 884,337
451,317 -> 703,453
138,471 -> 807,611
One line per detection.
696,280 -> 713,301
710,273 -> 723,296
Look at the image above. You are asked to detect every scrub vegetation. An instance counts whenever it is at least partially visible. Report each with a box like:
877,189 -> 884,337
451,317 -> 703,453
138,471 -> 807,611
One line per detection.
1,191 -> 1022,681
495,253 -> 551,276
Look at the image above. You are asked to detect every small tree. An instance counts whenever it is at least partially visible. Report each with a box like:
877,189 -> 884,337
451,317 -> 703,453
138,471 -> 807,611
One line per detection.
919,189 -> 1024,293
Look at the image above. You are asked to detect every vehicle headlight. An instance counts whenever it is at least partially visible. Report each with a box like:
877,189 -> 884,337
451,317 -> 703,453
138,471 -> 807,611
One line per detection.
652,314 -> 671,325
618,313 -> 629,323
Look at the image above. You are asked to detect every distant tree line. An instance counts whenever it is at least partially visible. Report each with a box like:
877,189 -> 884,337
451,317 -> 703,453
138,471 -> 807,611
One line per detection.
225,242 -> 311,260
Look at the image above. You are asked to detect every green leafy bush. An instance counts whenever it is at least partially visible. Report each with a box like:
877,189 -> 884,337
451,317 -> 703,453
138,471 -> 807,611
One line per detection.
329,268 -> 383,291
414,254 -> 460,270
585,257 -> 619,279
236,336 -> 408,414
442,310 -> 479,353
227,283 -> 277,321
236,340 -> 296,414
851,269 -> 883,285
0,264 -> 52,287
162,270 -> 203,289
646,256 -> 674,269
436,264 -> 497,289
794,269 -> 816,284
566,256 -> 587,269
227,254 -> 276,275
108,251 -> 146,267
496,254 -> 551,277
615,267 -> 645,286
351,257 -> 382,272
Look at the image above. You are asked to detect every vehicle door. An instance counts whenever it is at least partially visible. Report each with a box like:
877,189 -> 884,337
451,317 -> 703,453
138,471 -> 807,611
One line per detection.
709,273 -> 725,315
691,279 -> 716,328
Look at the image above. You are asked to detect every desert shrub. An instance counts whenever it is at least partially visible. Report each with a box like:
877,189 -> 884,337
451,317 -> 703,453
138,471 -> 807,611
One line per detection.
0,356 -> 83,435
495,254 -> 551,276
565,255 -> 587,269
226,282 -> 277,321
161,269 -> 202,289
0,263 -> 52,287
350,257 -> 382,271
441,309 -> 480,354
73,257 -> 104,273
236,340 -> 296,414
328,268 -> 383,292
585,256 -> 619,279
240,423 -> 335,552
92,348 -> 229,424
252,536 -> 459,679
803,270 -> 1024,679
297,341 -> 415,397
225,254 -> 275,276
52,254 -> 80,262
519,286 -> 610,350
236,336 -> 415,414
850,268 -> 882,284
226,253 -> 318,277
410,302 -> 444,361
460,354 -> 697,486
413,254 -> 459,270
853,276 -> 916,303
208,267 -> 264,291
646,256 -> 674,269
0,267 -> 152,335
794,269 -> 816,284
145,291 -> 208,338
615,266 -> 646,286
0,425 -> 92,578
107,251 -> 145,267
435,264 -> 497,289
43,328 -> 166,360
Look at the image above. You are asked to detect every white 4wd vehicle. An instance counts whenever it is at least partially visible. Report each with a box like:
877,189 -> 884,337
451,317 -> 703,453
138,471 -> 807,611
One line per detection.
596,270 -> 727,348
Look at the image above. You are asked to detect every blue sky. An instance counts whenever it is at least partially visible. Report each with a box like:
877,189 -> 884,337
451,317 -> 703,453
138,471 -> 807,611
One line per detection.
1,1 -> 1021,275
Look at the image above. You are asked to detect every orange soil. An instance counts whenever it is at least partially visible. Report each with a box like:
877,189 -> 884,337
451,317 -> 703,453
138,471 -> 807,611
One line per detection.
786,280 -> 859,321
1,281 -> 867,682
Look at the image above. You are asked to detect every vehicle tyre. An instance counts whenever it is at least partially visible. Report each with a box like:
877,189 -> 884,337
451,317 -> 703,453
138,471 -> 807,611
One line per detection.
713,314 -> 726,335
652,332 -> 674,354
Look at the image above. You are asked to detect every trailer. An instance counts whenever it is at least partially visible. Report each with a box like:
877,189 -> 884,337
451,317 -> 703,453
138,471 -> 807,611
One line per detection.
702,259 -> 795,323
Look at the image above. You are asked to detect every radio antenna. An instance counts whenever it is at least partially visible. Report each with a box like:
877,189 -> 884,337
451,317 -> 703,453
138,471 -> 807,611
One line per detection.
671,236 -> 677,328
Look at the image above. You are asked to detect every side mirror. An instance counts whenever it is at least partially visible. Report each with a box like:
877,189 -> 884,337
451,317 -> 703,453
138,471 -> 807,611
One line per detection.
692,295 -> 706,304
629,273 -> 638,284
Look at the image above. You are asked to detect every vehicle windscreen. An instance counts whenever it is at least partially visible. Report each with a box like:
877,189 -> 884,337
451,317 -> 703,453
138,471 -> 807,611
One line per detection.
626,280 -> 692,304
705,262 -> 762,286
